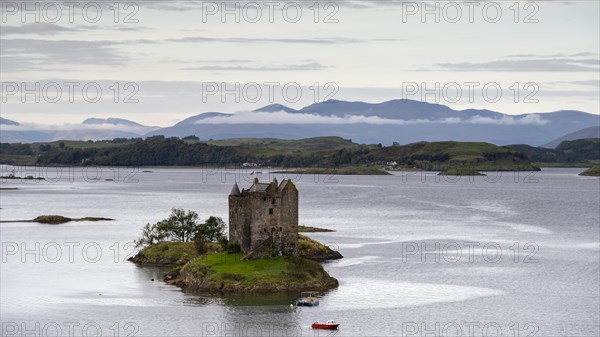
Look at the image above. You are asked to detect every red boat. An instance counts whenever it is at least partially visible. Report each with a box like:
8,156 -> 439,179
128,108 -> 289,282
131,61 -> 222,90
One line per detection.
311,320 -> 339,330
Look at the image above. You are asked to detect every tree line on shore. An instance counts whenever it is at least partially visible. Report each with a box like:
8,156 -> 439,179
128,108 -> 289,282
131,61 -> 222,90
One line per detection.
1,136 -> 597,168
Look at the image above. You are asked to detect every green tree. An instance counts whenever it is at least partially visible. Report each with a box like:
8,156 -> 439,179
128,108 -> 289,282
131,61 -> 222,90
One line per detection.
38,144 -> 51,152
161,208 -> 200,242
197,216 -> 226,242
134,211 -> 226,248
134,222 -> 168,248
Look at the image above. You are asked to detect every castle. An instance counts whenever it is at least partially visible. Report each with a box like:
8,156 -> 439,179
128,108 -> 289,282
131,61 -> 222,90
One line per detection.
229,178 -> 298,259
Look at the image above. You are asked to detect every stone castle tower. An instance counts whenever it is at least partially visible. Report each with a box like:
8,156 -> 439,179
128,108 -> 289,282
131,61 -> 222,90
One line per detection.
229,178 -> 298,259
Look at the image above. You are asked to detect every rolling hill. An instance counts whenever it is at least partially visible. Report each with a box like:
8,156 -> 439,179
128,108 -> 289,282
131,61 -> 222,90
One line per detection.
542,126 -> 600,148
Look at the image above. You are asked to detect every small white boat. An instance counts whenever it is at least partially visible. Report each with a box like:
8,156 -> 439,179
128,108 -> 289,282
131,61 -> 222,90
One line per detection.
296,291 -> 319,306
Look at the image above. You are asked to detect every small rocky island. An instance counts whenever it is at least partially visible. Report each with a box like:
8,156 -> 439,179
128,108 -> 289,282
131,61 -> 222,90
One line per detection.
579,165 -> 600,177
0,215 -> 114,224
129,178 -> 342,293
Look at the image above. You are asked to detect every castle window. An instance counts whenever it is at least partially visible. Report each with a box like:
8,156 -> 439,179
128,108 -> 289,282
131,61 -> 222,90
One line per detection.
269,208 -> 273,215
271,198 -> 275,204
279,227 -> 282,232
263,197 -> 266,201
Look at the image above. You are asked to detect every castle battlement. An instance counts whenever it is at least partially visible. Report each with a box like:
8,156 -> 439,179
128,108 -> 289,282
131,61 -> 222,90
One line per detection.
229,178 -> 298,259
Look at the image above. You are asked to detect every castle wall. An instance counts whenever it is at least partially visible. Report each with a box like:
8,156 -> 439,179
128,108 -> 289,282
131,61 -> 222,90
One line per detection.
228,196 -> 244,247
228,179 -> 298,258
279,183 -> 298,255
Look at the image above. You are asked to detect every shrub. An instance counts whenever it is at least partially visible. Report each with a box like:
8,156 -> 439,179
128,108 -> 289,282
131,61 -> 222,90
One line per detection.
226,241 -> 241,254
194,234 -> 207,254
218,237 -> 229,250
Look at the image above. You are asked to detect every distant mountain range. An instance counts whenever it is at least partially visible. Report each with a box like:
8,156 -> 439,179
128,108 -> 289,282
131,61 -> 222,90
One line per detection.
542,126 -> 600,148
0,117 -> 19,126
0,117 -> 160,143
1,99 -> 599,146
82,117 -> 149,128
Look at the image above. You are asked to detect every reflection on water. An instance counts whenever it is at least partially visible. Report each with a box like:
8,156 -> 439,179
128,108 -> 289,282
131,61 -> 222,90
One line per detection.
183,292 -> 300,308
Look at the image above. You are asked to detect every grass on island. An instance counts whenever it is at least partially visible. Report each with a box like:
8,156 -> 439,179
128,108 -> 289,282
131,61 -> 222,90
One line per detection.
137,241 -> 221,263
135,236 -> 340,291
137,241 -> 201,262
183,253 -> 330,286
579,166 -> 600,177
297,234 -> 342,261
298,225 -> 334,232
136,234 -> 339,265
298,235 -> 325,254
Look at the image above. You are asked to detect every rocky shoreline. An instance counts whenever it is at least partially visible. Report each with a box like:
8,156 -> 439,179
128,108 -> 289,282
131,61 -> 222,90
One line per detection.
164,257 -> 339,293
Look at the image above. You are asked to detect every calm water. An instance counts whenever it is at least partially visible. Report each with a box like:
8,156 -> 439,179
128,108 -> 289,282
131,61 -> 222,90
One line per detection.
1,167 -> 598,336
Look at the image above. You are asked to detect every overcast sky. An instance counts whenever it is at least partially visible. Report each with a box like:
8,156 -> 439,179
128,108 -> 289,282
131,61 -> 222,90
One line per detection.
1,0 -> 599,126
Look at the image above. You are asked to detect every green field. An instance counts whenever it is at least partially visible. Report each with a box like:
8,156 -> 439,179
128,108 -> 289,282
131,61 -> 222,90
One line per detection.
135,241 -> 202,262
203,136 -> 367,153
181,252 -> 335,288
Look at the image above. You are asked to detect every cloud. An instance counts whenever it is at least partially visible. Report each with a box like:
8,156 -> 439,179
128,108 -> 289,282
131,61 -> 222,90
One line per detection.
140,0 -> 205,11
0,38 -> 154,71
0,121 -> 155,134
0,23 -> 86,35
549,80 -> 600,87
194,110 -> 549,126
162,59 -> 253,64
139,0 -> 378,11
467,114 -> 549,125
182,62 -> 329,71
0,32 -> 385,73
165,36 -> 366,44
505,52 -> 598,58
436,58 -> 600,72
0,23 -> 148,36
